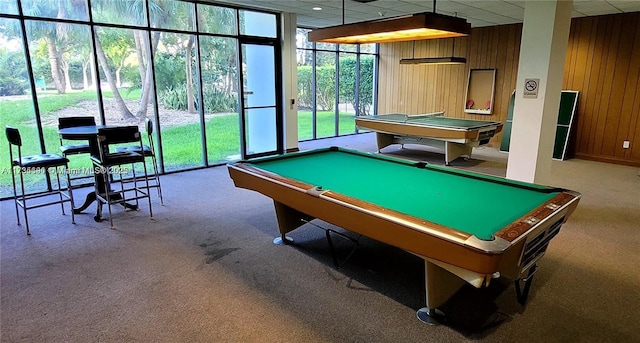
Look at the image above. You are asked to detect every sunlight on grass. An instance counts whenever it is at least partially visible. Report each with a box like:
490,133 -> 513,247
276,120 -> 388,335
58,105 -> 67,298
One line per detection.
0,91 -> 357,196
298,110 -> 357,140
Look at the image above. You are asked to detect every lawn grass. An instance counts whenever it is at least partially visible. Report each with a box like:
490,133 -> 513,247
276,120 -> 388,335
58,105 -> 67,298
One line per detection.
298,110 -> 358,140
160,114 -> 241,172
0,89 -> 141,196
0,91 -> 357,196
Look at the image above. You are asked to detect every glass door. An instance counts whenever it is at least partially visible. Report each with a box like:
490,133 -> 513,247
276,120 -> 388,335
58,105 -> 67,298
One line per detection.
239,41 -> 282,158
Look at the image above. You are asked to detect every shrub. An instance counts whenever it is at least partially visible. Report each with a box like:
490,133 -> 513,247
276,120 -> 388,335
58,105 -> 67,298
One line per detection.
297,55 -> 374,115
0,48 -> 29,96
159,84 -> 238,113
339,56 -> 373,115
160,85 -> 189,110
297,65 -> 335,111
202,84 -> 238,113
0,76 -> 27,96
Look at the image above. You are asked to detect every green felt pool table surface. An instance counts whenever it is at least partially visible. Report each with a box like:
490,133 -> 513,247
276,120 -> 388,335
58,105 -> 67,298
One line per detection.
248,148 -> 560,240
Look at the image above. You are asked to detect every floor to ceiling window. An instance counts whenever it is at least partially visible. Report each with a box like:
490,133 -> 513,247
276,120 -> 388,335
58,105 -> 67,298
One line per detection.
198,5 -> 241,164
0,0 -> 280,198
296,28 -> 377,141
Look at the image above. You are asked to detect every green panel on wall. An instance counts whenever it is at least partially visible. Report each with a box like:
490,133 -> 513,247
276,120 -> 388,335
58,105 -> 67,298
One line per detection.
499,90 -> 516,152
506,90 -> 516,121
500,121 -> 513,152
558,91 -> 578,125
553,126 -> 569,159
500,90 -> 578,159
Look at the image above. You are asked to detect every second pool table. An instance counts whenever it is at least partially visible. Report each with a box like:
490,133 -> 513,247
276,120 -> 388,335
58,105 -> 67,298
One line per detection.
355,112 -> 503,165
227,147 -> 580,324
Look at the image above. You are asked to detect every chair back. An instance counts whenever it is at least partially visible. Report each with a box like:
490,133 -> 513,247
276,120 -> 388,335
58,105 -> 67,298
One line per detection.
5,126 -> 22,147
145,119 -> 156,152
97,126 -> 141,145
95,126 -> 142,164
145,118 -> 154,135
58,116 -> 96,130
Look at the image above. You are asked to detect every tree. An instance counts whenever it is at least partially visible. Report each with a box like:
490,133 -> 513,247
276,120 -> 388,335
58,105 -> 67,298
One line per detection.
90,0 -> 159,119
197,6 -> 238,96
0,46 -> 29,96
100,31 -> 135,88
93,28 -> 135,119
18,0 -> 87,94
91,0 -> 190,119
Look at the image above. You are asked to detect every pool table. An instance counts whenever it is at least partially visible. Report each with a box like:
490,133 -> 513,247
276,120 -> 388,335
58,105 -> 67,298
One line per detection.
227,147 -> 580,324
355,112 -> 503,165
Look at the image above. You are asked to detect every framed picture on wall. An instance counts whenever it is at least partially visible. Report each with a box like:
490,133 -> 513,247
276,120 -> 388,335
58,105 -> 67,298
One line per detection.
464,69 -> 496,115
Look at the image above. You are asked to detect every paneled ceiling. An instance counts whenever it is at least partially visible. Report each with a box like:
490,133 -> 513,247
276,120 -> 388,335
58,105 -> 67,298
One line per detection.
207,0 -> 640,29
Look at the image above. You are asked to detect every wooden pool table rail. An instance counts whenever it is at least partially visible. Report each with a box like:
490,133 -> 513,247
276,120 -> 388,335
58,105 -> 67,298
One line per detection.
228,160 -> 579,277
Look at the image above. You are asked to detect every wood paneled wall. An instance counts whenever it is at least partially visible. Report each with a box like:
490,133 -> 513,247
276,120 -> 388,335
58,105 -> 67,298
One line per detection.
378,12 -> 640,166
563,12 -> 640,165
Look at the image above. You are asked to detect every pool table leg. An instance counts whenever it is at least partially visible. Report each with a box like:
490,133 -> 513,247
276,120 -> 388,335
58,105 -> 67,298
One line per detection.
444,142 -> 473,165
272,201 -> 313,245
375,133 -> 395,151
417,260 -> 466,325
273,235 -> 293,245
514,264 -> 539,305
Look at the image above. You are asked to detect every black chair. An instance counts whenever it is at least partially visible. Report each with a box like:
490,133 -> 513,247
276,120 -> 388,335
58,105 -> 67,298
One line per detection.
90,126 -> 153,229
58,116 -> 96,157
6,126 -> 75,235
58,116 -> 96,190
115,119 -> 163,205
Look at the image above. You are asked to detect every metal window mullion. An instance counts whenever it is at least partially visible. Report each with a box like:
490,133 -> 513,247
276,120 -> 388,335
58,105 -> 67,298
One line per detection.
236,39 -> 247,159
86,0 -> 106,125
311,47 -> 317,140
355,52 -> 361,115
193,4 -> 208,167
144,8 -> 165,174
334,50 -> 339,137
275,13 -> 284,154
16,0 -> 53,191
373,43 -> 380,116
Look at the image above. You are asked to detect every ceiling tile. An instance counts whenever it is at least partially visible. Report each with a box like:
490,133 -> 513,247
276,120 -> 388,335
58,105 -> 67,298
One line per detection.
215,0 -> 639,28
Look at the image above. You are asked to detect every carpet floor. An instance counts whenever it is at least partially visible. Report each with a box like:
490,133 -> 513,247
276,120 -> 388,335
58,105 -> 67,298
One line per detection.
2,132 -> 639,343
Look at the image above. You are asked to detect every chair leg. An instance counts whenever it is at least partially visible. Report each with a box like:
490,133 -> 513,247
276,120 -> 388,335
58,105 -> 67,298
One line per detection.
63,153 -> 76,208
55,170 -> 65,215
9,166 -> 21,228
103,170 -> 115,230
144,161 -> 153,220
150,155 -> 163,205
131,166 -> 140,209
65,166 -> 75,225
18,170 -> 30,236
9,163 -> 76,235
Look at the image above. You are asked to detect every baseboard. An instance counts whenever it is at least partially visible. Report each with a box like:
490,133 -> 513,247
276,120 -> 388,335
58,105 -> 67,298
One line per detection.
574,153 -> 640,167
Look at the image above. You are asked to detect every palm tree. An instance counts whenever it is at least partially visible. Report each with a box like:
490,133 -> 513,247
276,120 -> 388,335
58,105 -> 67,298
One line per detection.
91,0 -> 172,120
93,27 -> 135,119
19,0 -> 87,94
147,0 -> 196,114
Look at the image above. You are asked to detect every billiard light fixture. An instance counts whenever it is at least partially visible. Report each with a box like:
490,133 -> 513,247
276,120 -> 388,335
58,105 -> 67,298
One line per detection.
308,0 -> 470,44
400,37 -> 467,65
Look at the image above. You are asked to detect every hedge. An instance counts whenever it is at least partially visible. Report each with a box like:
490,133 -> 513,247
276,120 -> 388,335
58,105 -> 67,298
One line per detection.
298,55 -> 373,115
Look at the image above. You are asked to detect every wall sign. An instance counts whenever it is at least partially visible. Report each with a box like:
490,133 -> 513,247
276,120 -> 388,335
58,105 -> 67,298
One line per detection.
523,78 -> 539,98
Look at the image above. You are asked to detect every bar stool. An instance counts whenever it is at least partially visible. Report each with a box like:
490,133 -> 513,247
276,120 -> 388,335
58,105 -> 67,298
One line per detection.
6,126 -> 75,235
58,116 -> 96,157
114,119 -> 164,204
58,116 -> 96,193
90,126 -> 153,229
